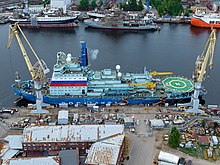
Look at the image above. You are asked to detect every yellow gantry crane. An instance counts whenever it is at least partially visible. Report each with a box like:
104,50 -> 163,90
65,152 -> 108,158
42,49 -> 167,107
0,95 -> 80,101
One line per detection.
7,23 -> 50,114
189,29 -> 216,113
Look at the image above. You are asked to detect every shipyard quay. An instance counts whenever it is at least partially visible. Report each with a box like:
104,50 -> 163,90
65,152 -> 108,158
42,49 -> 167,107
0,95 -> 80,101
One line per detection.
1,1 -> 220,164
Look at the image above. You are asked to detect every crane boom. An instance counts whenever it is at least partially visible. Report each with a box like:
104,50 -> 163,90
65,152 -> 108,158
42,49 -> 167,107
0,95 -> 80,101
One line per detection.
7,23 -> 49,81
150,71 -> 173,77
7,24 -> 35,79
130,82 -> 156,90
194,29 -> 216,82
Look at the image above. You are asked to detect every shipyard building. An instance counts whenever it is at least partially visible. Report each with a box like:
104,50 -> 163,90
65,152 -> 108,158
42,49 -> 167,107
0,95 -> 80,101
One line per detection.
22,124 -> 124,156
1,124 -> 125,165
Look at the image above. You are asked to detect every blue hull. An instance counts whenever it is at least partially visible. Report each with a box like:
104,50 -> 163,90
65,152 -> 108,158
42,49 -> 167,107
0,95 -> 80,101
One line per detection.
13,86 -> 191,106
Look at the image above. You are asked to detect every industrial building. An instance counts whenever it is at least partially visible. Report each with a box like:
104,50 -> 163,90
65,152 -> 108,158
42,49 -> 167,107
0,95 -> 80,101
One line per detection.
59,150 -> 79,165
50,0 -> 72,13
0,0 -> 21,8
22,124 -> 124,156
0,135 -> 23,160
2,156 -> 60,165
85,135 -> 125,165
58,110 -> 69,125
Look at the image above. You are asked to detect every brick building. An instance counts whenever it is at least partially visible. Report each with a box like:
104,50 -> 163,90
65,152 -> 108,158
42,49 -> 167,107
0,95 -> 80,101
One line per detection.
22,124 -> 124,157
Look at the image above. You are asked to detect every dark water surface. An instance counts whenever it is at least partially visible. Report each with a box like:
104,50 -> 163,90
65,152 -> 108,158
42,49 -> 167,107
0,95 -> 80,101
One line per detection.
0,22 -> 219,107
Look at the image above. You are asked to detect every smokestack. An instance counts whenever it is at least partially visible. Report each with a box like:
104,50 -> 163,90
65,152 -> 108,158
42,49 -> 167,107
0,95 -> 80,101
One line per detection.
80,41 -> 88,67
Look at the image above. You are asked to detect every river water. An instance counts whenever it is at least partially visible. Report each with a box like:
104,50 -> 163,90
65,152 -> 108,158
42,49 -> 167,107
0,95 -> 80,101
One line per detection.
0,22 -> 219,107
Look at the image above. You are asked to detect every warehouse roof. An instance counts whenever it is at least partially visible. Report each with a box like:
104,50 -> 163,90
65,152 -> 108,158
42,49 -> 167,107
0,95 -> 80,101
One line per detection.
4,135 -> 23,149
2,156 -> 60,165
23,125 -> 124,143
58,110 -> 68,119
85,135 -> 124,165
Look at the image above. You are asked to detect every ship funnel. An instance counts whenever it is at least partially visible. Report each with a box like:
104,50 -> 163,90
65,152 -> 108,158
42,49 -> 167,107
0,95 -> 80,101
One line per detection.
80,41 -> 88,67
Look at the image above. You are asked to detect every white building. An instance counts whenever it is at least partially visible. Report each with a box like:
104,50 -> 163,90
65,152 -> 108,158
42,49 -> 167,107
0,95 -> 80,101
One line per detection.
212,136 -> 218,145
158,151 -> 179,165
58,110 -> 69,125
50,0 -> 72,13
85,135 -> 124,165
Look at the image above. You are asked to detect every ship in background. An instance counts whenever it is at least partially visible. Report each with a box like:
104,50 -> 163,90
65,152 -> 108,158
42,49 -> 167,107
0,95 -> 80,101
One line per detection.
9,8 -> 78,28
190,7 -> 220,28
84,11 -> 160,31
9,6 -> 78,28
191,13 -> 220,28
12,42 -> 205,107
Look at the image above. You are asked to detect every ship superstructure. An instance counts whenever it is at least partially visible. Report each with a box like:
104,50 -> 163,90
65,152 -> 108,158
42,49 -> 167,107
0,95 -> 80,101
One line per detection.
13,42 -> 202,106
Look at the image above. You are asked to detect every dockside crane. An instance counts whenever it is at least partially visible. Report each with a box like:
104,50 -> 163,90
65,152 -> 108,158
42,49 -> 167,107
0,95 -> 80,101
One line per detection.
150,71 -> 173,77
7,23 -> 50,114
187,29 -> 216,113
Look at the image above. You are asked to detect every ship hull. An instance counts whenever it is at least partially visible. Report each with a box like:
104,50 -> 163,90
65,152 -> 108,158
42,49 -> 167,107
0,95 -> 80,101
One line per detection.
17,23 -> 78,28
12,85 -> 191,106
9,17 -> 78,28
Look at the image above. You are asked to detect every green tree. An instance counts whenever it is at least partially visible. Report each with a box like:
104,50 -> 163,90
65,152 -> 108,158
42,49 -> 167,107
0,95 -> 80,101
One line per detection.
129,0 -> 137,10
155,0 -> 183,16
121,0 -> 144,11
98,0 -> 103,7
78,0 -> 89,11
91,0 -> 97,9
168,126 -> 180,148
137,0 -> 144,11
184,9 -> 189,16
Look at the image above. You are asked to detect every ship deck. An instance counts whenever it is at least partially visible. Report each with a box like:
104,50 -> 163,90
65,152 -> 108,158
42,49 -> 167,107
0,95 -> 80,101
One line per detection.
162,77 -> 194,92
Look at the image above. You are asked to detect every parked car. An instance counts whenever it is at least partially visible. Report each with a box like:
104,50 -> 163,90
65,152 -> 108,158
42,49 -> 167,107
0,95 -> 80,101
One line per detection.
0,108 -> 14,115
